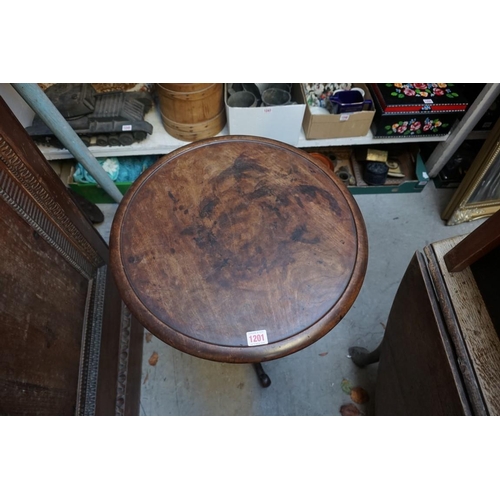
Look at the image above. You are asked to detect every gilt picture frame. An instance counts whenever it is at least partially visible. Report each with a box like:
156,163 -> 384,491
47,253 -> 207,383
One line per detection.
443,117 -> 500,225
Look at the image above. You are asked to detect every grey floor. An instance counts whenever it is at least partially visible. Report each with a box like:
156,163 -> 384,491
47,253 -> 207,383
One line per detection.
96,182 -> 484,416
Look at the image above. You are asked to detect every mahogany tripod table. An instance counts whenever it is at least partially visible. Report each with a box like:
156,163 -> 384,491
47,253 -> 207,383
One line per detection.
110,136 -> 368,387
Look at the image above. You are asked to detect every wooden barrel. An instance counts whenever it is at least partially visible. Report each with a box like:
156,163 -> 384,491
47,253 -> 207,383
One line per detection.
158,83 -> 212,93
156,83 -> 226,141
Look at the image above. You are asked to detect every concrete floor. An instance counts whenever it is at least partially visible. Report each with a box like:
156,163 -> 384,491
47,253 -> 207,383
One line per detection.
96,182 -> 483,416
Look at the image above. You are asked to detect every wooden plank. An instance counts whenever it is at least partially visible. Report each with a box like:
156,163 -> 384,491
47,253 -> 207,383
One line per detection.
431,236 -> 500,415
424,245 -> 488,415
375,252 -> 470,416
444,210 -> 500,272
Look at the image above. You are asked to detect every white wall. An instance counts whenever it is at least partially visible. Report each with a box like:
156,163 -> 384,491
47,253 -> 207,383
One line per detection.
0,83 -> 35,127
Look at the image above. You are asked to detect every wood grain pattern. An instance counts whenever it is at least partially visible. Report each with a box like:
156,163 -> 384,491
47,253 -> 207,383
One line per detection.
156,83 -> 226,141
111,136 -> 368,363
0,197 -> 87,415
375,252 -> 470,416
0,96 -> 143,415
431,236 -> 500,415
424,245 -> 488,415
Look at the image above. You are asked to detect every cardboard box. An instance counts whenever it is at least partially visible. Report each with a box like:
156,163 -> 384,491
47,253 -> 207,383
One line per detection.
302,146 -> 356,186
303,144 -> 429,194
224,84 -> 306,145
349,147 -> 429,194
299,83 -> 376,140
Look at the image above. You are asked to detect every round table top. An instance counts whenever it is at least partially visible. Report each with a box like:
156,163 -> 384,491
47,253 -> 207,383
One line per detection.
110,136 -> 368,363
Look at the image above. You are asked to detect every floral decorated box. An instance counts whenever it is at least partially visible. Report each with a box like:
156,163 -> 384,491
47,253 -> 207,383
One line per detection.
370,83 -> 467,138
370,83 -> 469,113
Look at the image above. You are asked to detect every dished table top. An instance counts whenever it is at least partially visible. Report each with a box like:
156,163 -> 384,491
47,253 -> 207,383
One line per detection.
110,136 -> 368,363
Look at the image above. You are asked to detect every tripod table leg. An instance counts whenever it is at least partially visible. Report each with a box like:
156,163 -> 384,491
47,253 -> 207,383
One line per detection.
348,342 -> 382,368
253,363 -> 271,388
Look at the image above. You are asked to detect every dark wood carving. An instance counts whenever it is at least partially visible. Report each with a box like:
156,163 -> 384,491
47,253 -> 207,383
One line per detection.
0,96 -> 143,415
110,136 -> 368,363
0,136 -> 103,272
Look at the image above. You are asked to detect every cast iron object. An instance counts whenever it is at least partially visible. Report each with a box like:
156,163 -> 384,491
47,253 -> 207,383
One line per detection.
26,83 -> 154,148
364,161 -> 389,185
253,363 -> 271,388
67,188 -> 104,225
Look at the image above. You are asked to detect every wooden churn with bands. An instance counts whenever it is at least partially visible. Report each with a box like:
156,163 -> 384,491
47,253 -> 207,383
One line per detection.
156,83 -> 226,141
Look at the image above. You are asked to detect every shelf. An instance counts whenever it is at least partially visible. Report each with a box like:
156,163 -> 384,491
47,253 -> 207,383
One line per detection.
39,108 -> 206,160
296,128 -> 449,148
38,106 -> 450,161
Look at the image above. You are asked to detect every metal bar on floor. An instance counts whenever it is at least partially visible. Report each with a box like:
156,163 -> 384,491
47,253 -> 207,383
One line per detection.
11,83 -> 123,203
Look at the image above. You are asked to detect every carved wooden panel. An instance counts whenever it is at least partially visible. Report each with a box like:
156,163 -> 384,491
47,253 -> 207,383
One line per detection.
0,96 -> 142,415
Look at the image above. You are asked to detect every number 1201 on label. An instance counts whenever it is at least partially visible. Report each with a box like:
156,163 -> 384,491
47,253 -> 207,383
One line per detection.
246,330 -> 268,346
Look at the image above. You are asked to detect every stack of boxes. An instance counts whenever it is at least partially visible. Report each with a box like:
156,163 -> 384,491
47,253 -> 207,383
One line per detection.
224,82 -> 470,142
369,83 -> 469,138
